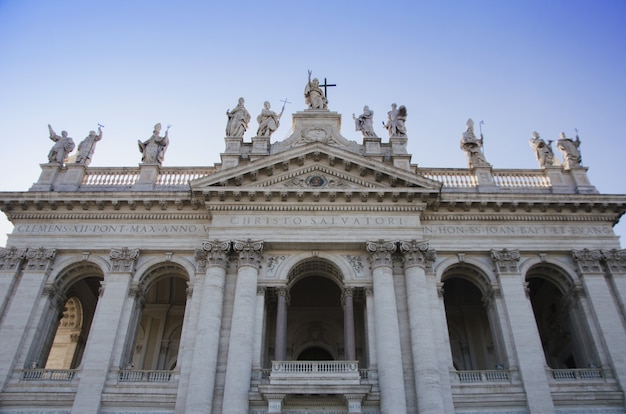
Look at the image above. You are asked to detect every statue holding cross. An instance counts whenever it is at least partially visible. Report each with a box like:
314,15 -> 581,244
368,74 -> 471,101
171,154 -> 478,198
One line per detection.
304,70 -> 333,110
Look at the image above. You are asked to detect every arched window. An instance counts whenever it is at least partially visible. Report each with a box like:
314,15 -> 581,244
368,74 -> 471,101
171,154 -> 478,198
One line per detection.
126,265 -> 189,371
28,263 -> 103,370
526,265 -> 598,369
443,277 -> 497,370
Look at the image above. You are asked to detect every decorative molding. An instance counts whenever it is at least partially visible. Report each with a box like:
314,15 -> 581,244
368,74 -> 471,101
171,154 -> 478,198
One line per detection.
344,255 -> 364,275
266,255 -> 286,275
109,247 -> 140,272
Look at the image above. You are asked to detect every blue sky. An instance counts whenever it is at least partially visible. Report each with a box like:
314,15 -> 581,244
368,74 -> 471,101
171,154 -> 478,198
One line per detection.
0,0 -> 625,245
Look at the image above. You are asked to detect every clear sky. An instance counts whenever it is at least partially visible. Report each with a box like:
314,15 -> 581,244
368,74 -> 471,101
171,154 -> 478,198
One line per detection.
0,0 -> 625,245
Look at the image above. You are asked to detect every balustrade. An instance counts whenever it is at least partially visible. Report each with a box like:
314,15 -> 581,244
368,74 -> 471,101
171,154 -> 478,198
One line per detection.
21,368 -> 76,381
118,369 -> 172,382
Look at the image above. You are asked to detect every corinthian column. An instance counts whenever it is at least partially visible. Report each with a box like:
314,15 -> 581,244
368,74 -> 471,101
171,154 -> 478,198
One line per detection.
274,286 -> 289,361
342,287 -> 356,361
222,239 -> 264,414
399,240 -> 447,414
602,249 -> 626,321
365,240 -> 407,413
183,240 -> 231,414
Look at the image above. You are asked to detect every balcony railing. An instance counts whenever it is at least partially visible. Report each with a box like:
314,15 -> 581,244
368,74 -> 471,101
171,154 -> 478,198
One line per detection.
118,369 -> 173,382
21,368 -> 77,381
268,360 -> 362,386
550,368 -> 604,381
452,369 -> 511,383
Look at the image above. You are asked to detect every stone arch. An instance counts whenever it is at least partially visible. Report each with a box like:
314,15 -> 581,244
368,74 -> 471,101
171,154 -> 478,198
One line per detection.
440,262 -> 493,296
441,262 -> 503,370
435,255 -> 495,286
266,255 -> 366,367
30,261 -> 104,369
287,256 -> 345,289
524,262 -> 597,369
128,261 -> 190,371
274,251 -> 356,284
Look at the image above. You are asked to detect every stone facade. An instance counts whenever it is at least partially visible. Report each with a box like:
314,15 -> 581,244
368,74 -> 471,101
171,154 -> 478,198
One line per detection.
0,108 -> 625,414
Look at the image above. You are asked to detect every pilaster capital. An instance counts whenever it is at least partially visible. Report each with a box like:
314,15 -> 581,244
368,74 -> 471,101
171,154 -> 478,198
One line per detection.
109,247 -> 140,273
601,249 -> 626,273
25,247 -> 56,272
482,285 -> 502,310
398,240 -> 437,271
490,248 -> 520,273
341,287 -> 354,308
233,239 -> 264,269
571,248 -> 603,274
276,286 -> 291,305
0,247 -> 27,271
42,284 -> 65,310
366,240 -> 397,269
128,284 -> 146,309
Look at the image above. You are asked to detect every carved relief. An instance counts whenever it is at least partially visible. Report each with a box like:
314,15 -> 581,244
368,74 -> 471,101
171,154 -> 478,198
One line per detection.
201,240 -> 232,269
266,255 -> 286,275
344,255 -> 364,276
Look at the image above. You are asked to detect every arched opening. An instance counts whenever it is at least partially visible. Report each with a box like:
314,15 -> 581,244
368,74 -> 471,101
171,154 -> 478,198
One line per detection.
288,276 -> 342,361
442,265 -> 503,371
526,265 -> 598,369
30,264 -> 103,370
128,267 -> 188,371
265,258 -> 366,367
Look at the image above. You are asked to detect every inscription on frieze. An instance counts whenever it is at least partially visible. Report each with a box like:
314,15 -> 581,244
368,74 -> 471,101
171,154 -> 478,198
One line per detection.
423,224 -> 613,237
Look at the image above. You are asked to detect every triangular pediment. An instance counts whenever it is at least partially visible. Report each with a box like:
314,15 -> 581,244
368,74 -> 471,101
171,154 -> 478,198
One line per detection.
190,143 -> 442,199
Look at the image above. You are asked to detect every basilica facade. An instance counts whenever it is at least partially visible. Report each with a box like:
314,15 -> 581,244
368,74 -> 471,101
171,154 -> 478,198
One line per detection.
0,101 -> 626,414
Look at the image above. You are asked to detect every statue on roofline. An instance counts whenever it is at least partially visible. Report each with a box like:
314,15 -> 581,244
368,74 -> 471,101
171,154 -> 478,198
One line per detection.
76,125 -> 103,166
460,118 -> 489,168
556,131 -> 582,169
304,70 -> 328,110
256,101 -> 284,138
138,123 -> 169,164
529,131 -> 555,168
353,106 -> 377,137
47,124 -> 75,166
226,97 -> 251,137
384,103 -> 407,138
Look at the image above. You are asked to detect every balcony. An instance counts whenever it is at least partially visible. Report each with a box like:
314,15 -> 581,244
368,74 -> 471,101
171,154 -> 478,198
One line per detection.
258,361 -> 371,398
20,368 -> 77,381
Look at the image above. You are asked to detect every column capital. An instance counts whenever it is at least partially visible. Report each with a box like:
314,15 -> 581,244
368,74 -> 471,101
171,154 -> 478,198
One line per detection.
341,287 -> 355,308
490,248 -> 520,274
366,240 -> 397,269
571,248 -> 603,274
42,284 -> 65,310
109,247 -> 140,273
398,240 -> 436,271
0,247 -> 26,271
195,240 -> 231,272
24,247 -> 56,273
233,239 -> 264,269
602,249 -> 626,273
